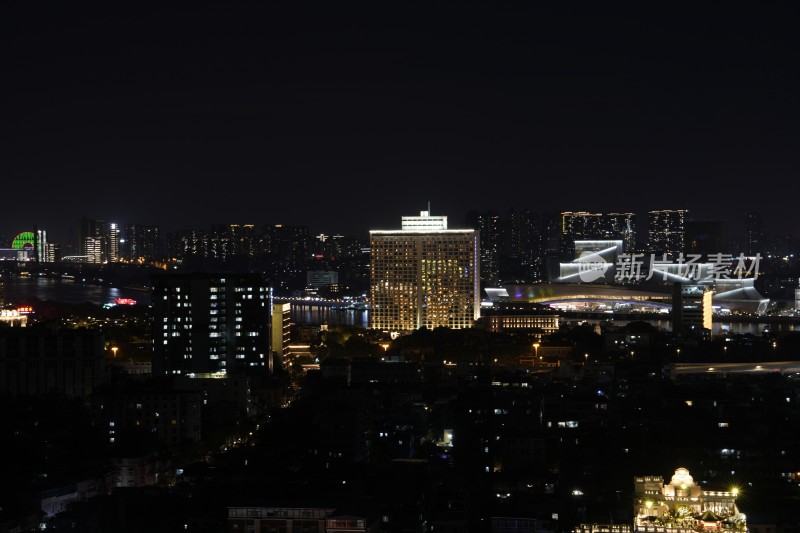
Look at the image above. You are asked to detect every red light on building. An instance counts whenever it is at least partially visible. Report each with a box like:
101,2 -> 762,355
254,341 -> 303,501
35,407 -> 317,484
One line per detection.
17,306 -> 33,314
114,298 -> 137,305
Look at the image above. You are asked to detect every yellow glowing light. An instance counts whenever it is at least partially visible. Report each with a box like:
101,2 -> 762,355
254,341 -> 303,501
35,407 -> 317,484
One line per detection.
645,500 -> 653,509
732,487 -> 739,496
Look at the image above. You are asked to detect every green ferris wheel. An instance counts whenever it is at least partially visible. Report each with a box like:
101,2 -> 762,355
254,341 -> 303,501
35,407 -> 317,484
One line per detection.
11,231 -> 36,249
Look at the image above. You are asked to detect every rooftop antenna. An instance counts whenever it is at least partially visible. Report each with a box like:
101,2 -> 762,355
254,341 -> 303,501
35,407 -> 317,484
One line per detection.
428,201 -> 431,214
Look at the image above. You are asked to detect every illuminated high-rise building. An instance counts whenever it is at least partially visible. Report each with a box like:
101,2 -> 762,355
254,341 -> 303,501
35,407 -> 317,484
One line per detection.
106,222 -> 120,262
262,224 -> 309,269
80,217 -> 103,263
124,224 -> 163,263
271,302 -> 291,367
370,211 -> 480,332
561,211 -> 636,256
648,209 -> 688,256
605,212 -> 637,251
84,237 -> 103,264
465,210 -> 501,285
152,273 -> 272,376
79,218 -> 120,263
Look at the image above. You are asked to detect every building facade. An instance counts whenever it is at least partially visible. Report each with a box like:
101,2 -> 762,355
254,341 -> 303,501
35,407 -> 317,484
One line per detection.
648,210 -> 688,256
151,273 -> 272,376
634,468 -> 746,533
271,302 -> 291,367
0,328 -> 106,397
370,211 -> 480,332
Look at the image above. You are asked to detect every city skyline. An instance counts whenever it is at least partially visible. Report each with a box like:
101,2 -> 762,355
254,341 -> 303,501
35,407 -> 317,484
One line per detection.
6,4 -> 800,239
0,205 -> 793,252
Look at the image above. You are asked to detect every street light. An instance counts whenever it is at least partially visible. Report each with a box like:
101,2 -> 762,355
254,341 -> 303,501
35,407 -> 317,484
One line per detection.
111,347 -> 119,358
532,343 -> 540,358
676,348 -> 681,359
584,353 -> 589,364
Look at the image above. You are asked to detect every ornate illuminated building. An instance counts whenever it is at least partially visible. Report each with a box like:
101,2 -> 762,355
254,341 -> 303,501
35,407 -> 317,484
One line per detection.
634,468 -> 747,533
369,211 -> 480,332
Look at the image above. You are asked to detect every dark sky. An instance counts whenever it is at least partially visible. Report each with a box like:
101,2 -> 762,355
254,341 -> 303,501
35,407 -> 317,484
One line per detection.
4,3 -> 800,243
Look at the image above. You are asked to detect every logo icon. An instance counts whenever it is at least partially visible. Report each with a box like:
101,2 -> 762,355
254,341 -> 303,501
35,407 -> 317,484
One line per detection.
577,251 -> 610,282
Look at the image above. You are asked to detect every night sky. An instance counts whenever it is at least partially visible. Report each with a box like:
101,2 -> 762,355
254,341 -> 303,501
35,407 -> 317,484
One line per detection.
5,3 -> 800,243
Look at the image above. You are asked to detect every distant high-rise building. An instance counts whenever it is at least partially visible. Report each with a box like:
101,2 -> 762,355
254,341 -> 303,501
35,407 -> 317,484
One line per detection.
540,212 -> 562,256
106,222 -> 120,262
151,273 -> 272,376
561,211 -> 604,258
648,209 -> 687,256
504,209 -> 539,262
35,229 -> 47,263
605,212 -> 637,252
84,237 -> 103,264
124,224 -> 163,263
168,229 -> 208,261
502,208 -> 540,281
744,212 -> 763,255
263,224 -> 309,270
79,218 -> 120,263
561,211 -> 636,256
370,210 -> 479,332
465,210 -> 501,285
80,217 -> 103,263
44,242 -> 60,263
686,220 -> 729,255
228,224 -> 256,258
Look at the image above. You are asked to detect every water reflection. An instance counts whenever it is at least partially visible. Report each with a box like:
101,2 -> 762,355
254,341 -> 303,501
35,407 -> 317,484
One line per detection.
576,318 -> 798,336
3,280 -> 794,336
2,277 -> 151,306
290,303 -> 368,328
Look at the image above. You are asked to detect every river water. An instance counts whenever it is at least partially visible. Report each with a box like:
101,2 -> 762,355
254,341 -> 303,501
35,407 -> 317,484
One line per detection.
2,277 -> 794,334
1,277 -> 151,306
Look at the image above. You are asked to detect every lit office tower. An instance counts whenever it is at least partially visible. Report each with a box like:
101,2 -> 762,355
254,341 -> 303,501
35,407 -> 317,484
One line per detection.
370,211 -> 480,332
151,273 -> 272,376
648,210 -> 687,255
745,212 -> 763,255
465,210 -> 501,285
80,217 -> 103,263
79,218 -> 119,263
